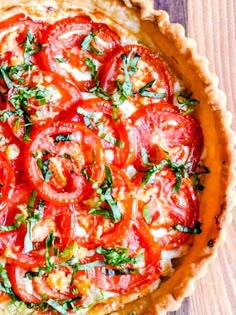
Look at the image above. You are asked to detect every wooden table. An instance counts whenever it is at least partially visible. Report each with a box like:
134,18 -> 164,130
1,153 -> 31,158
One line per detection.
154,1 -> 236,314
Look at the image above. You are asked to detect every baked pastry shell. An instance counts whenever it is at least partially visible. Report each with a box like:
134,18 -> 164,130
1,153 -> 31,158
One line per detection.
0,0 -> 235,314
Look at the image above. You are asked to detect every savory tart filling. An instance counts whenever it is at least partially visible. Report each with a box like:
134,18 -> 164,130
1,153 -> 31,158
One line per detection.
0,5 -> 210,315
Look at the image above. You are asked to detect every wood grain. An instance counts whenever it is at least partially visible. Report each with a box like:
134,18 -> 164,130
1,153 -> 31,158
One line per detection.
155,0 -> 236,314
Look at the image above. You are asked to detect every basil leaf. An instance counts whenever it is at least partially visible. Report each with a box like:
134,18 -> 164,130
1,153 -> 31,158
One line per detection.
55,57 -> 68,63
140,159 -> 169,186
54,133 -> 74,143
37,158 -> 53,182
96,246 -> 142,266
20,30 -> 43,65
177,92 -> 200,113
45,233 -> 55,272
101,267 -> 139,276
139,80 -> 166,99
85,57 -> 97,80
75,260 -> 105,271
89,208 -> 114,220
90,166 -> 122,223
81,30 -> 103,56
128,52 -> 141,75
173,221 -> 202,234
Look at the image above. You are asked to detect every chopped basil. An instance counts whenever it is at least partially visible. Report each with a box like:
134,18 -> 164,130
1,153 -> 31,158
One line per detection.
45,233 -> 55,272
138,80 -> 167,99
54,133 -> 74,143
177,92 -> 200,114
128,52 -> 141,75
75,260 -> 105,271
24,270 -> 43,279
96,246 -> 143,266
101,267 -> 139,276
143,206 -> 151,224
90,166 -> 122,223
173,221 -> 202,234
20,30 -> 43,65
140,159 -> 169,186
140,153 -> 192,192
191,165 -> 210,191
24,190 -> 43,253
37,158 -> 53,182
0,213 -> 24,232
81,30 -> 103,56
85,57 -> 111,100
85,57 -> 98,80
77,107 -> 124,148
6,85 -> 50,141
89,207 -> 114,220
0,65 -> 17,89
55,57 -> 68,63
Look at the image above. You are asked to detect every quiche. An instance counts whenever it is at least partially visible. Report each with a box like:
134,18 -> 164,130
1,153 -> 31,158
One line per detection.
0,0 -> 234,314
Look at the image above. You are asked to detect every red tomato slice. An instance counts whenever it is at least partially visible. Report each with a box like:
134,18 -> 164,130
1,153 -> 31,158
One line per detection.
41,16 -> 120,90
5,70 -> 81,141
68,166 -> 135,248
66,98 -> 134,167
0,123 -> 23,183
130,103 -> 204,171
100,44 -> 173,115
133,170 -> 199,250
24,121 -> 105,206
0,14 -> 48,70
87,225 -> 161,294
6,264 -> 41,303
0,152 -> 15,212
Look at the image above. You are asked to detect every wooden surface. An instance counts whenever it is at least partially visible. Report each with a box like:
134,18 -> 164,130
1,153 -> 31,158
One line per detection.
155,1 -> 236,314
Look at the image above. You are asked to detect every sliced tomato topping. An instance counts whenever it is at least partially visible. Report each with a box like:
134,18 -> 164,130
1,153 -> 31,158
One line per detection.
66,98 -> 134,167
68,166 -> 135,248
41,16 -> 120,90
130,102 -> 204,171
100,44 -> 173,119
24,121 -> 105,205
0,123 -> 23,182
0,152 -> 15,212
4,70 -> 81,141
87,225 -> 161,294
0,14 -> 48,70
134,170 -> 199,250
6,264 -> 41,303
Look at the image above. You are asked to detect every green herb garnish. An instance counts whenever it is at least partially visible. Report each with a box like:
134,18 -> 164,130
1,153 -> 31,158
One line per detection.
173,221 -> 202,234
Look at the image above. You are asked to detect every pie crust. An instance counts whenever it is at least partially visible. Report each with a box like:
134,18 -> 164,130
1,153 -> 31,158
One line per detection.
0,0 -> 235,314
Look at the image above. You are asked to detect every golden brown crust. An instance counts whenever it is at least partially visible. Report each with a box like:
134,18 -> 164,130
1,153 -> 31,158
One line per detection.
0,0 -> 235,314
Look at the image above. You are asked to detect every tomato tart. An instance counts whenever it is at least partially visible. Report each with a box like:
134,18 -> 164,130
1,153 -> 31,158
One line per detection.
0,0 -> 234,314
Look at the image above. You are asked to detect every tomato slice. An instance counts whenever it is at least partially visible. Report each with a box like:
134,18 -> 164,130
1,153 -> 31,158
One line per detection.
68,166 -> 135,248
41,16 -> 120,90
0,123 -> 23,183
24,122 -> 105,206
66,98 -> 134,167
6,264 -> 41,303
87,225 -> 161,294
133,170 -> 199,250
0,14 -> 48,70
130,103 -> 204,171
4,70 -> 81,141
0,152 -> 15,212
100,44 -> 173,119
